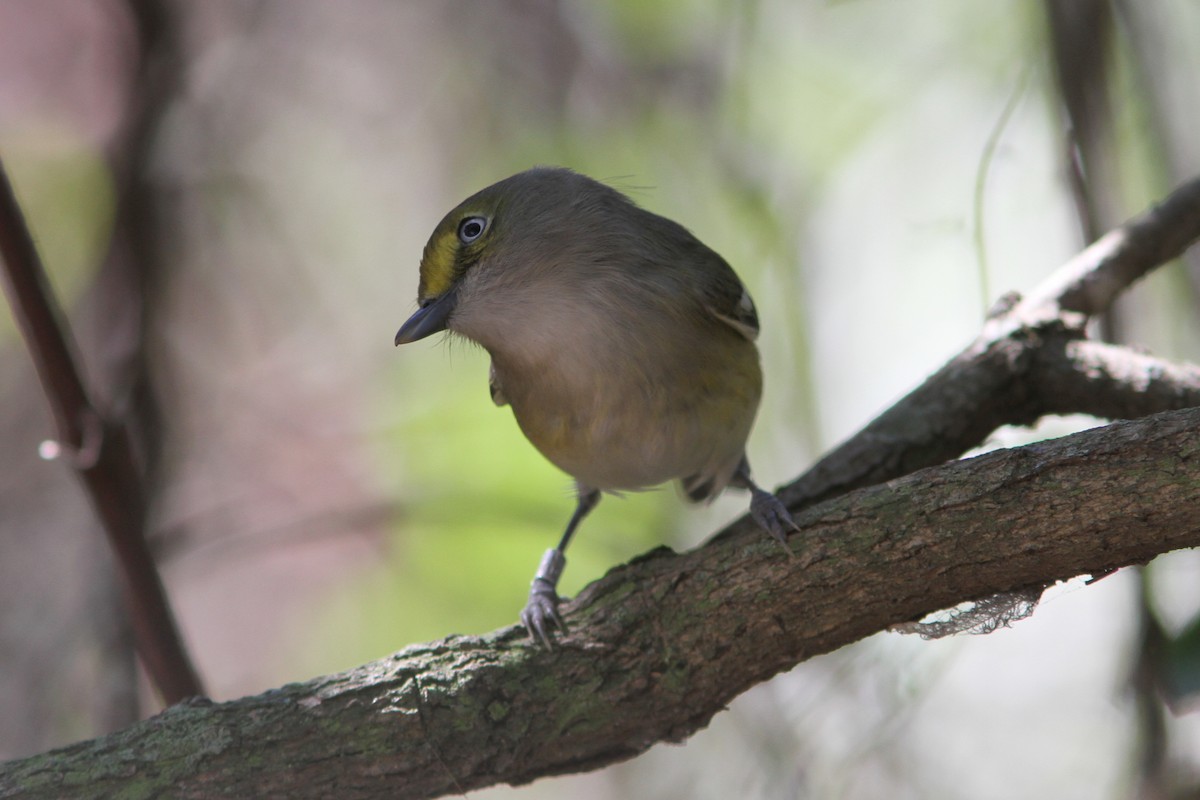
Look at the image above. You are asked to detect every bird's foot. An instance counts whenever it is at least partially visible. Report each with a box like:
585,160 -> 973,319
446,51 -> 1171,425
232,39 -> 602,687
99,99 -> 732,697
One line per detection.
521,579 -> 565,649
748,487 -> 799,554
521,548 -> 567,648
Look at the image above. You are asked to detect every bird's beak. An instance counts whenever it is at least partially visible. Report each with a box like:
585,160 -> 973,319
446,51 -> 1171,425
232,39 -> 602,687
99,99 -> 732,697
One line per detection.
395,288 -> 458,345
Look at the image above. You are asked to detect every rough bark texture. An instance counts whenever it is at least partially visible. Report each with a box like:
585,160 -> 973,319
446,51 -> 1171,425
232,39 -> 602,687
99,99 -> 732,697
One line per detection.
1,406 -> 1198,799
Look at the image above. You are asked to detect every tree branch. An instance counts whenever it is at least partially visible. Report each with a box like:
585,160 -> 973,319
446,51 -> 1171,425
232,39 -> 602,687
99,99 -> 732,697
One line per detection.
2,406 -> 1197,799
1015,172 -> 1200,317
1035,338 -> 1200,419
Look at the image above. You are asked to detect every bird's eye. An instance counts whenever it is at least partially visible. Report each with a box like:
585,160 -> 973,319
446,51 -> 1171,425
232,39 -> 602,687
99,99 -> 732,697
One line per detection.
457,216 -> 488,244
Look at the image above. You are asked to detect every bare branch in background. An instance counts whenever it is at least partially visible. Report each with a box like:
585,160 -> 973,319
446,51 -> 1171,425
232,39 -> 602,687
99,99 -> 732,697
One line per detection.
0,159 -> 202,704
744,174 -> 1200,523
1045,0 -> 1116,244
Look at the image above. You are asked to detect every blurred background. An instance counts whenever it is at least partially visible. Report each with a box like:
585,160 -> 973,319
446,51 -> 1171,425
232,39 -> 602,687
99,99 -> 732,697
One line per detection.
2,0 -> 1200,797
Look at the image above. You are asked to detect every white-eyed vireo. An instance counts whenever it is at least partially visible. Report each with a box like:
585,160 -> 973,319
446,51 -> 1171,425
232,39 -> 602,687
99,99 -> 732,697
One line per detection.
395,167 -> 795,647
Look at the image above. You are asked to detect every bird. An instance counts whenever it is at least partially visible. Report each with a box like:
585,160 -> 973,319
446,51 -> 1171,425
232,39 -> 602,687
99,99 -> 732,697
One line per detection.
395,166 -> 796,647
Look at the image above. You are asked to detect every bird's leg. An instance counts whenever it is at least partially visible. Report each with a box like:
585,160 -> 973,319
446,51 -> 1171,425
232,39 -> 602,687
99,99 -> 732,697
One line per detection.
731,458 -> 798,550
521,487 -> 601,648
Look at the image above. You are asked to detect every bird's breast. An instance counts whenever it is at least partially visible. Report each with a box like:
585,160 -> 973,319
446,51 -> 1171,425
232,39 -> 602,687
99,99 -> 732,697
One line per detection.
488,321 -> 763,494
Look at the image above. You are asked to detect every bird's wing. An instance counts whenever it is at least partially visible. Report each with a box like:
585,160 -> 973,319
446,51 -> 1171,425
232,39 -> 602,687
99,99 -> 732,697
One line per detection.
488,361 -> 509,406
701,256 -> 760,342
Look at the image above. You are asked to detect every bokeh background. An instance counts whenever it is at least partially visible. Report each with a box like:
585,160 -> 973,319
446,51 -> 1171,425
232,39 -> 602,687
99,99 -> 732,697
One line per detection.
2,0 -> 1200,797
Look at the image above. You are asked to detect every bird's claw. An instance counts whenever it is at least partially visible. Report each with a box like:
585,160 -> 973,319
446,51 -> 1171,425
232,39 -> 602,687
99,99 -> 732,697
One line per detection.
749,489 -> 799,554
521,577 -> 565,649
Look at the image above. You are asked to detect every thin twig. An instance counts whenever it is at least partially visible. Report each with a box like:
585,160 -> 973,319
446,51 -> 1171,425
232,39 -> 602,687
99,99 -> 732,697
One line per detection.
1015,174 -> 1200,317
971,62 -> 1032,315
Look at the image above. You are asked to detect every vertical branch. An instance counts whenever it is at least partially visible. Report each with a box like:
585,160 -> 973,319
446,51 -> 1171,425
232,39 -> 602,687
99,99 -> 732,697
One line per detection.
1044,0 -> 1117,243
0,160 -> 203,704
78,0 -> 195,718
